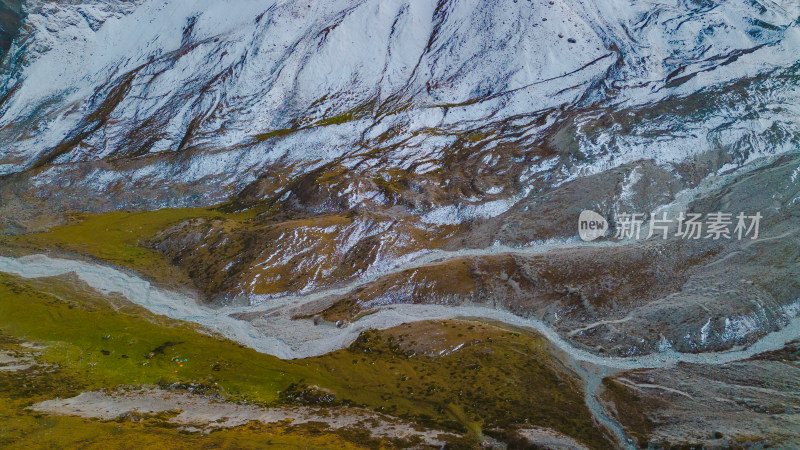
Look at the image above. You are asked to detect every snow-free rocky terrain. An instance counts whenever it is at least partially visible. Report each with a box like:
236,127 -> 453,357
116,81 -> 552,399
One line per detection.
1,0 -> 799,448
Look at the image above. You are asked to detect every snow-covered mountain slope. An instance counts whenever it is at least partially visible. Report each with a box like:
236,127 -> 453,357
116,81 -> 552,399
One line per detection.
3,3 -> 800,447
0,0 -> 798,215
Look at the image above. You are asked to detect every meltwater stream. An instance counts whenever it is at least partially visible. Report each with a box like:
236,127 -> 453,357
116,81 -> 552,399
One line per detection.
2,253 -> 800,366
3,252 -> 800,448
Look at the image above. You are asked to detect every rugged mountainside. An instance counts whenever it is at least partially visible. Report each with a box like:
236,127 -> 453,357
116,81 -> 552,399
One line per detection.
1,0 -> 798,205
1,0 -> 800,447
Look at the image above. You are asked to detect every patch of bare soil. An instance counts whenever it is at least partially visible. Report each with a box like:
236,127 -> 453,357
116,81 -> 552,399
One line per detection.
31,388 -> 455,446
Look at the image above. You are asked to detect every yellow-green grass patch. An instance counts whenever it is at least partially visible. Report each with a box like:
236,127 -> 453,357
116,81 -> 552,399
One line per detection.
0,272 -> 611,447
0,205 -> 263,289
